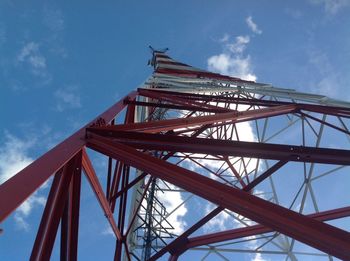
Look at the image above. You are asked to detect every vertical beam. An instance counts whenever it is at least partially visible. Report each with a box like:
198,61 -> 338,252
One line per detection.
60,152 -> 82,261
30,152 -> 81,261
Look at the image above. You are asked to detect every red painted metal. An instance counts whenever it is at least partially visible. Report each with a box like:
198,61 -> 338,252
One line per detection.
85,131 -> 350,165
148,206 -> 224,260
186,206 -> 350,249
86,137 -> 350,260
60,155 -> 82,261
137,88 -> 232,113
2,53 -> 350,260
31,152 -> 81,261
81,149 -> 122,241
108,104 -> 297,133
0,91 -> 137,223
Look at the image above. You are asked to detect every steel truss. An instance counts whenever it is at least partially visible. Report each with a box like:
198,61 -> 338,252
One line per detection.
1,50 -> 350,260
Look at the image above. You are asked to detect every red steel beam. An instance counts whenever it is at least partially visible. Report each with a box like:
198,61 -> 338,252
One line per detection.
86,131 -> 350,165
148,207 -> 224,260
0,91 -> 138,223
149,161 -> 286,259
81,149 -> 122,241
186,206 -> 350,249
111,172 -> 147,201
86,138 -> 350,260
60,153 -> 82,261
107,104 -> 297,133
243,160 -> 287,191
125,100 -> 229,114
139,88 -> 350,117
110,161 -> 124,212
137,88 -> 231,113
30,153 -> 80,261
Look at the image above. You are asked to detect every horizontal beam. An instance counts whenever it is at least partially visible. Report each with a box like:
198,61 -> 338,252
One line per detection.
186,206 -> 350,249
125,100 -> 229,113
139,88 -> 350,117
86,138 -> 350,260
86,131 -> 350,165
95,104 -> 297,133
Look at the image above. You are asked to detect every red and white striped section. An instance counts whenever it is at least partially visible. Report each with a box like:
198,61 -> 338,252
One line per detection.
152,51 -> 253,83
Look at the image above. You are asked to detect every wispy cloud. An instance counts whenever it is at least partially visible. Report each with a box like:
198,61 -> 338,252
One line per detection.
17,42 -> 46,69
309,0 -> 350,15
0,132 -> 34,184
207,34 -> 256,81
308,49 -> 347,100
42,4 -> 67,58
0,132 -> 47,231
16,41 -> 51,83
157,182 -> 187,234
246,16 -> 262,35
14,194 -> 46,231
54,85 -> 82,112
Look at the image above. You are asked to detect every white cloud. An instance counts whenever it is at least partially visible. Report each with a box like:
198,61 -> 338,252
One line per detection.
156,182 -> 187,234
309,0 -> 350,15
246,16 -> 262,35
101,225 -> 115,237
0,132 -> 47,231
203,203 -> 231,232
227,35 -> 250,54
207,34 -> 257,81
14,194 -> 46,231
54,86 -> 82,111
16,42 -> 51,83
17,42 -> 46,70
252,253 -> 269,261
0,133 -> 35,184
308,50 -> 346,100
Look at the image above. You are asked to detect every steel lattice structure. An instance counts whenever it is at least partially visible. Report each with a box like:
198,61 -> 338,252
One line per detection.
1,50 -> 350,261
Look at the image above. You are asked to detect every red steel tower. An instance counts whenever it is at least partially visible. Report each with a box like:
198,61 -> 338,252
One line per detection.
1,49 -> 350,260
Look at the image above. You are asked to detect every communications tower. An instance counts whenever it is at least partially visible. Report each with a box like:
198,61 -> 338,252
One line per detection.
1,49 -> 350,260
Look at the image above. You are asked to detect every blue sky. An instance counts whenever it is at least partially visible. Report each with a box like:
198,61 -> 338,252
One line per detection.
1,1 -> 350,260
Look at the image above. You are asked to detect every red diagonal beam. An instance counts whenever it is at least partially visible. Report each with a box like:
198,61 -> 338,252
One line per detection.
139,89 -> 350,117
81,149 -> 122,241
148,206 -> 224,261
148,161 -> 286,259
243,160 -> 287,191
138,88 -> 231,113
86,131 -> 350,165
125,100 -> 229,113
111,172 -> 147,201
225,157 -> 246,187
107,104 -> 297,133
86,138 -> 350,260
0,91 -> 137,223
186,206 -> 350,249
